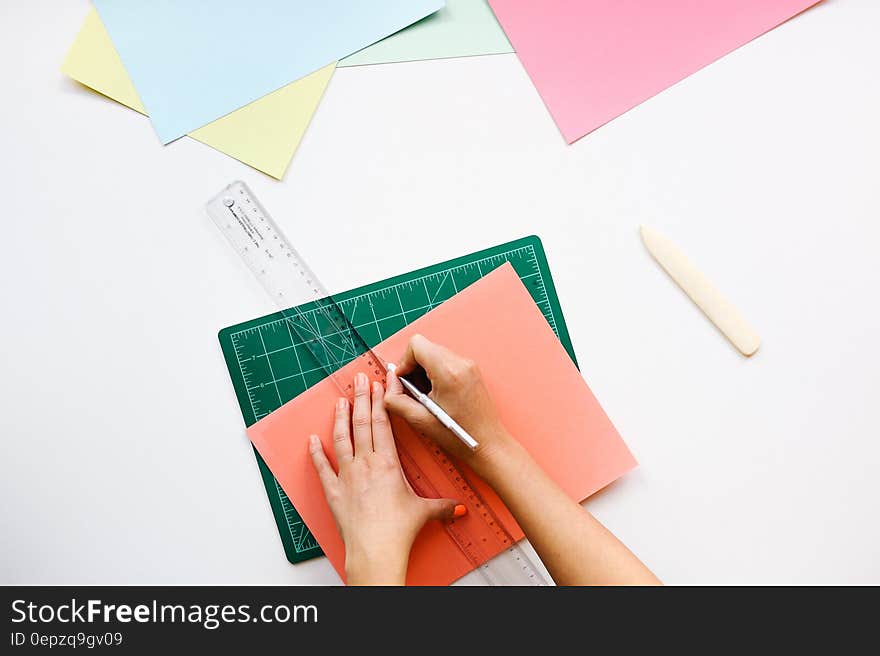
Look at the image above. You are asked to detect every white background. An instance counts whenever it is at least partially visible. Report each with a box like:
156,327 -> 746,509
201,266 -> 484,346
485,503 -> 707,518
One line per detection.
2,0 -> 878,585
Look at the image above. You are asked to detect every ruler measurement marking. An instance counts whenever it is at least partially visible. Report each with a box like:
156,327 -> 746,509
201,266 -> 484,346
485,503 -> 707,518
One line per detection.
393,287 -> 407,324
227,246 -> 527,342
428,271 -> 451,306
421,278 -> 434,310
368,298 -> 384,342
239,303 -> 562,395
231,336 -> 300,553
231,334 -> 259,425
241,290 -> 555,358
285,319 -> 308,392
256,328 -> 283,407
274,477 -> 314,553
230,246 -> 563,398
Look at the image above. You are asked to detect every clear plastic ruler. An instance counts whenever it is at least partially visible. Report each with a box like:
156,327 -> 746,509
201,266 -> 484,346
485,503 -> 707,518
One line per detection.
207,181 -> 549,586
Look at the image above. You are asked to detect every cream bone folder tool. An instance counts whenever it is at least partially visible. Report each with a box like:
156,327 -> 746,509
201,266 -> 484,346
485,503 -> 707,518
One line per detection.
641,226 -> 761,356
207,181 -> 548,585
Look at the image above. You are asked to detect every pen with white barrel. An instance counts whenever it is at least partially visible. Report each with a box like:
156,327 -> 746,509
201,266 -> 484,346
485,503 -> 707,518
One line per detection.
386,362 -> 479,451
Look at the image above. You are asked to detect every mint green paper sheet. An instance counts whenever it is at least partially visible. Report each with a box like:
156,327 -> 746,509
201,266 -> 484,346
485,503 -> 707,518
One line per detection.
339,0 -> 512,67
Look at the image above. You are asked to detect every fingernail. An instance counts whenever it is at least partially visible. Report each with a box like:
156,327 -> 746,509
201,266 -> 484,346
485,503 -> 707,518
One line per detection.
372,381 -> 382,394
308,435 -> 319,450
453,504 -> 467,518
355,373 -> 368,392
337,397 -> 347,410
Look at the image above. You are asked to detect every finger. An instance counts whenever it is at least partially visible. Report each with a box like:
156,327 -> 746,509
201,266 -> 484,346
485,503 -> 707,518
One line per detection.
395,334 -> 455,378
309,435 -> 338,494
332,397 -> 354,463
384,368 -> 437,430
385,365 -> 405,395
422,498 -> 467,522
351,372 -> 373,455
370,381 -> 396,456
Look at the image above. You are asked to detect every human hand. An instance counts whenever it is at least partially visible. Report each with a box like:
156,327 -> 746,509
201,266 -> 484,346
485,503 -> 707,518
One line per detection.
309,372 -> 465,585
384,334 -> 515,477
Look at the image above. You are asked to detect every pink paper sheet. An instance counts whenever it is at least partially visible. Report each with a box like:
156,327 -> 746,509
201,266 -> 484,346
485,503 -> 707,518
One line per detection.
247,264 -> 636,585
489,0 -> 823,143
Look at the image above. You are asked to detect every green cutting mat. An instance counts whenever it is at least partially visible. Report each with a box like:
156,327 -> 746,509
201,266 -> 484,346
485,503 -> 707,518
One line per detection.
218,236 -> 577,563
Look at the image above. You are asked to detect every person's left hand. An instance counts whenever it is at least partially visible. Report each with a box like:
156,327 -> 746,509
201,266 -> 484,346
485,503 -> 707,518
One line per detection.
309,372 -> 465,585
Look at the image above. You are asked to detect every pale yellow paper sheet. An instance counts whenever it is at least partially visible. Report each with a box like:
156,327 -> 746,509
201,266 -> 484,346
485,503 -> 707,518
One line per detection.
61,10 -> 335,179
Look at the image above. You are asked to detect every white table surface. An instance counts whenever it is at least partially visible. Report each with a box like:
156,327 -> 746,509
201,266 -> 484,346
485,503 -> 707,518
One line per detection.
2,0 -> 878,585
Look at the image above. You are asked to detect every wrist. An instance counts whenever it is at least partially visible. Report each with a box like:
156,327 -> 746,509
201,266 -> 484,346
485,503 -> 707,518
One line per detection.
469,429 -> 531,484
344,547 -> 408,586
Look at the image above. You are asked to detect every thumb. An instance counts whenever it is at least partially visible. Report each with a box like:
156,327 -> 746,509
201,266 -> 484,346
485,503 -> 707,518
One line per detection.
385,369 -> 435,429
421,498 -> 467,522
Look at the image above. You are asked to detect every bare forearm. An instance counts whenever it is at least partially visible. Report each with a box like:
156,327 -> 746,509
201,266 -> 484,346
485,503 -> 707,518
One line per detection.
383,336 -> 658,586
477,437 -> 660,586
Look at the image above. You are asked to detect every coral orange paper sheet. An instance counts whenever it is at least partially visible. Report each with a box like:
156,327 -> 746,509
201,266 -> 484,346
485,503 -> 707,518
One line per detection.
488,0 -> 823,143
247,264 -> 636,584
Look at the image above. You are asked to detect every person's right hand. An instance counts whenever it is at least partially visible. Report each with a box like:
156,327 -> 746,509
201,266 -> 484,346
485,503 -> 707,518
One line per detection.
384,334 -> 513,474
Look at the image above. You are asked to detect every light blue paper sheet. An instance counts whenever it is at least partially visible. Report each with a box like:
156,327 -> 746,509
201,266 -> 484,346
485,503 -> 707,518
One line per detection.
93,0 -> 444,144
